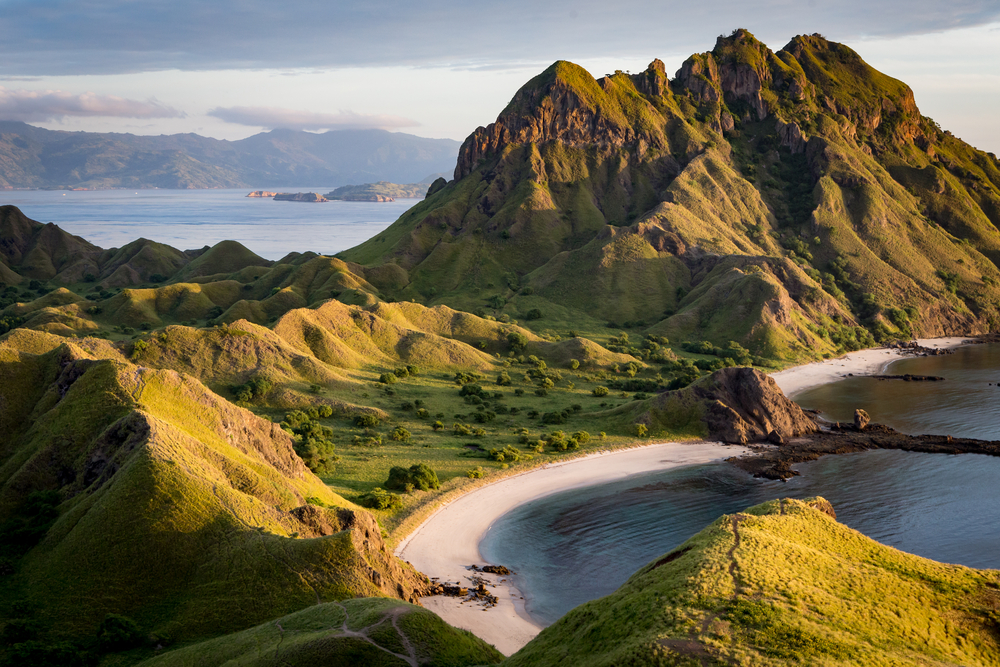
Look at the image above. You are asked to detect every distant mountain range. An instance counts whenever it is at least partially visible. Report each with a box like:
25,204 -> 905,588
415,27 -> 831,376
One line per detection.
0,121 -> 461,190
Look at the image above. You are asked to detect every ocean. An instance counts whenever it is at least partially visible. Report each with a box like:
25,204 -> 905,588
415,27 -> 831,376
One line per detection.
480,343 -> 1000,626
0,188 -> 420,260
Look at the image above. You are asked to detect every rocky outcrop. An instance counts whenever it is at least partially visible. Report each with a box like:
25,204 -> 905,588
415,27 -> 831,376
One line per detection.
273,192 -> 328,202
854,408 -> 870,431
246,191 -> 278,197
694,368 -> 818,444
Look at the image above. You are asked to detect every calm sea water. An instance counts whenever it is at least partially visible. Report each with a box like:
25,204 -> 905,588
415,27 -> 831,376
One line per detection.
792,342 -> 1000,439
0,189 -> 419,260
481,345 -> 1000,626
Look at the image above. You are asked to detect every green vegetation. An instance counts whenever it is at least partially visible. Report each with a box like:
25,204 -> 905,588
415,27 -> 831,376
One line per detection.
507,498 -> 1000,666
137,599 -> 503,667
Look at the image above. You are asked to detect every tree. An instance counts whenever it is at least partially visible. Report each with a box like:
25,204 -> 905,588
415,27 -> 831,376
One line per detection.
385,464 -> 440,492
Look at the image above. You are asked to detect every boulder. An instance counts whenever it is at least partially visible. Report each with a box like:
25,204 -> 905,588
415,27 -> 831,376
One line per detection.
854,408 -> 870,431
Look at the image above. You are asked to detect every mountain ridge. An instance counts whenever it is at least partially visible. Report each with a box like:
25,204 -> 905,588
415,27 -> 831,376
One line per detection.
0,122 -> 461,190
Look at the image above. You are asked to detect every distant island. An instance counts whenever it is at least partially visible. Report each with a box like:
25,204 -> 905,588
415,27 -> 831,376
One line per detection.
325,180 -> 431,201
272,192 -> 328,202
245,191 -> 278,198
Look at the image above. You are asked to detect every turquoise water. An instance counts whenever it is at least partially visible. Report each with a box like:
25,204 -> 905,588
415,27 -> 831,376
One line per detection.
0,189 -> 419,260
481,345 -> 1000,626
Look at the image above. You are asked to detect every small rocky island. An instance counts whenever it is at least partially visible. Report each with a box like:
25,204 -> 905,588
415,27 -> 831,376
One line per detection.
245,190 -> 278,198
326,180 -> 430,201
272,192 -> 328,202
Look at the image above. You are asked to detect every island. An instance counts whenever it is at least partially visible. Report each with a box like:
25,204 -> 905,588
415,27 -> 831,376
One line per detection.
245,190 -> 278,198
325,180 -> 427,201
272,192 -> 328,202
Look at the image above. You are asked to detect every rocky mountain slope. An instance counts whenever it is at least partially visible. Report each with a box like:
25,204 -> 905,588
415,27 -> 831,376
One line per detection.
507,497 -> 1000,666
0,122 -> 460,189
341,30 -> 1000,362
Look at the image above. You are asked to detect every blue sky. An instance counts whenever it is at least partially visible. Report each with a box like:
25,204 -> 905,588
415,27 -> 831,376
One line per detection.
0,0 -> 997,152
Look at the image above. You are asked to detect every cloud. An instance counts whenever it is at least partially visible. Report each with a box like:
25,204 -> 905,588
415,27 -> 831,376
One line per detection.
207,106 -> 418,131
0,0 -> 997,75
0,88 -> 184,121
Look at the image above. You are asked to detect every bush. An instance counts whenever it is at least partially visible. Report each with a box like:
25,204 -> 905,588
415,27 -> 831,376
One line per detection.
525,308 -> 543,320
232,376 -> 273,403
354,414 -> 380,428
569,359 -> 580,370
534,388 -> 548,397
130,339 -> 149,359
467,467 -> 485,479
496,371 -> 512,386
541,411 -> 565,424
507,331 -> 528,351
453,423 -> 473,436
378,372 -> 398,384
432,420 -> 444,431
592,386 -> 610,397
281,410 -> 338,473
635,423 -> 649,437
360,487 -> 403,510
385,463 -> 440,492
489,445 -> 522,462
390,426 -> 411,442
98,613 -> 143,651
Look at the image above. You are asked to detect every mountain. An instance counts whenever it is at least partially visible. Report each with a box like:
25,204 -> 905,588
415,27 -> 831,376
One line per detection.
506,497 -> 1000,666
340,30 -> 1000,362
0,122 -> 461,190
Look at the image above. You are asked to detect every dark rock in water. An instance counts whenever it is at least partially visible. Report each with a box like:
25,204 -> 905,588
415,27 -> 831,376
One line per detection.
854,409 -> 870,431
475,564 -> 511,575
873,374 -> 944,382
766,429 -> 784,445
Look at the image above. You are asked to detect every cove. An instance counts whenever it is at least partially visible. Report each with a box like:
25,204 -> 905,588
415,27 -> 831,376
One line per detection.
480,450 -> 1000,627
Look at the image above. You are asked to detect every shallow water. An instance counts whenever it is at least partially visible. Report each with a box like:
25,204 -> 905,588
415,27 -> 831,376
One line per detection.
792,342 -> 1000,440
480,449 -> 1000,626
0,189 -> 419,260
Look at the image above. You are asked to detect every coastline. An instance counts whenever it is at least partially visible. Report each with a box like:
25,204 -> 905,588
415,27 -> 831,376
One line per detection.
395,441 -> 749,656
769,336 -> 972,398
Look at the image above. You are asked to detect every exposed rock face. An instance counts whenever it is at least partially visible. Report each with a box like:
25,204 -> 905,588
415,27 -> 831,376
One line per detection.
854,408 -> 870,431
426,176 -> 448,197
693,367 -> 818,444
273,192 -> 328,202
246,191 -> 278,197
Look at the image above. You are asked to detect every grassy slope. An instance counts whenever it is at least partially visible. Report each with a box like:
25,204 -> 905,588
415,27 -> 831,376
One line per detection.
506,497 -> 1000,666
0,340 -> 427,658
137,598 -> 503,667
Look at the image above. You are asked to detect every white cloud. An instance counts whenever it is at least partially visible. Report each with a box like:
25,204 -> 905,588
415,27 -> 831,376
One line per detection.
207,106 -> 418,131
0,88 -> 184,121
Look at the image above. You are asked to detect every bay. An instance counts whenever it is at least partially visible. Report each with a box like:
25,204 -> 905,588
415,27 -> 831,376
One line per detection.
0,189 -> 419,260
480,449 -> 1000,626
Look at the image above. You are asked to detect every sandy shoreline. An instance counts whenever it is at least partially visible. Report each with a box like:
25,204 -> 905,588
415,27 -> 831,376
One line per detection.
769,337 -> 972,398
395,441 -> 748,655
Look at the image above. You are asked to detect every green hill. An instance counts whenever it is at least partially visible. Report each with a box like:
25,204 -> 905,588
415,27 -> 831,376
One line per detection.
506,497 -> 1000,666
340,30 -> 1000,362
137,599 -> 502,667
0,339 -> 428,663
326,181 -> 429,200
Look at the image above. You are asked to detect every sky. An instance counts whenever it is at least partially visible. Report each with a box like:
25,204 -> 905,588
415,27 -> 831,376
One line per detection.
0,0 -> 997,153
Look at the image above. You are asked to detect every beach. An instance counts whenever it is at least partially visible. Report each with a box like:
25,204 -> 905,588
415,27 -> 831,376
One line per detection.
769,337 -> 971,398
395,441 -> 749,655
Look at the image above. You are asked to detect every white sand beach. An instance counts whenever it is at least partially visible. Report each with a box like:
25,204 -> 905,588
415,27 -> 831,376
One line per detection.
395,441 -> 749,655
770,337 -> 972,398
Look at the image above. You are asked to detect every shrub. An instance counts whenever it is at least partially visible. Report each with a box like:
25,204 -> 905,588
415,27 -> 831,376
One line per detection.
534,388 -> 548,397
592,386 -> 610,397
354,413 -> 380,428
541,411 -> 565,424
507,331 -> 528,352
378,372 -> 398,384
232,376 -> 273,403
390,426 -> 411,442
432,420 -> 444,431
459,383 -> 485,397
525,308 -> 543,320
496,371 -> 512,386
635,423 -> 649,437
98,613 -> 143,651
514,388 -> 525,396
489,445 -> 521,462
385,464 -> 440,492
130,339 -> 149,359
453,423 -> 473,436
416,408 -> 430,419
467,466 -> 485,479
573,430 -> 591,445
360,487 -> 404,510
